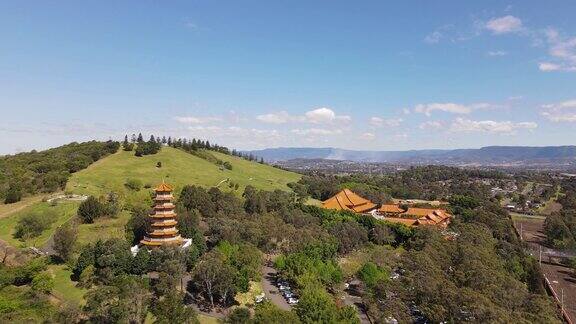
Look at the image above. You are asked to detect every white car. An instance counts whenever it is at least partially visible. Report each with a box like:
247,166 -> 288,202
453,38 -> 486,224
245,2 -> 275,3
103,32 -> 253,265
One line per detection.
284,292 -> 294,298
288,297 -> 299,304
279,285 -> 290,291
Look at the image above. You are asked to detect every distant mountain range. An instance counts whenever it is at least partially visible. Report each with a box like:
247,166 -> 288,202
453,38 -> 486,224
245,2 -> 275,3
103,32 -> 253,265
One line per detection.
245,146 -> 576,167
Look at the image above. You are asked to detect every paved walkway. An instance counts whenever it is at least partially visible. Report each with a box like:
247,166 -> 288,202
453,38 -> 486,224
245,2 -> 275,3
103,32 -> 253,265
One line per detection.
261,264 -> 291,311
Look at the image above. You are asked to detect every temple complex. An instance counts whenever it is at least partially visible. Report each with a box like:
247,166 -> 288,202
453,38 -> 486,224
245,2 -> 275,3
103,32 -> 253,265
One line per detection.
322,189 -> 377,213
322,188 -> 452,228
140,182 -> 184,247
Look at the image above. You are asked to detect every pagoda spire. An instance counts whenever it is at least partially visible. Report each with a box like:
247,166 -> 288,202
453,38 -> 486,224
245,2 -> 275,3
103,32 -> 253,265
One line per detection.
140,182 -> 183,247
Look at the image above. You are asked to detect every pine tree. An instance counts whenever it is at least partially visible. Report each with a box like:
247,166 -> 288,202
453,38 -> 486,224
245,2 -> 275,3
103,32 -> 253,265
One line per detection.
167,137 -> 172,146
137,133 -> 144,143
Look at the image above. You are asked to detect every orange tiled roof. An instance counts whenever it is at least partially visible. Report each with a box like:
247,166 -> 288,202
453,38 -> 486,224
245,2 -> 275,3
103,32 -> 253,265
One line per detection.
382,217 -> 417,226
379,204 -> 405,213
322,189 -> 377,213
402,207 -> 440,217
154,182 -> 173,192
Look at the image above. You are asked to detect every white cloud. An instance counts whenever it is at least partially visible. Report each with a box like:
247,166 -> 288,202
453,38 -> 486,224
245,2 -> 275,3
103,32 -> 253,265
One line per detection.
291,128 -> 343,136
541,100 -> 576,122
304,107 -> 351,124
539,62 -> 561,72
369,117 -> 403,127
393,133 -> 409,140
424,30 -> 443,44
449,118 -> 537,134
539,28 -> 576,72
419,121 -> 444,130
414,102 -> 500,116
174,116 -> 221,124
256,111 -> 293,124
292,128 -> 342,136
257,107 -> 350,125
485,16 -> 523,35
487,50 -> 508,57
359,132 -> 376,141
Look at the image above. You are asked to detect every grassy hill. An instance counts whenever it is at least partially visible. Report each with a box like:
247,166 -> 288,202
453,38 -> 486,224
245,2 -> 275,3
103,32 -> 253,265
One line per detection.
0,146 -> 301,248
66,146 -> 300,199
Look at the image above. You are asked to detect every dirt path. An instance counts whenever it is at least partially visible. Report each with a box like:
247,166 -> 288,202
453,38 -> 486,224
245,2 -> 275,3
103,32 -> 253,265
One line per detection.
0,194 -> 47,219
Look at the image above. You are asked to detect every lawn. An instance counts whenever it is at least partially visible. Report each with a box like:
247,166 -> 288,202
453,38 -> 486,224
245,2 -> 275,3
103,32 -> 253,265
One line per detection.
47,264 -> 87,304
198,314 -> 220,324
0,194 -> 47,219
66,147 -> 301,200
234,281 -> 263,307
0,201 -> 80,248
75,210 -> 132,245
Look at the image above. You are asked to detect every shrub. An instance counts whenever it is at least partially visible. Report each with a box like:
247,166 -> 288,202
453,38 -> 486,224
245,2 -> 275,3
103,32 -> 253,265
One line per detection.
14,211 -> 56,240
77,196 -> 105,224
31,273 -> 54,294
4,186 -> 22,204
125,179 -> 143,191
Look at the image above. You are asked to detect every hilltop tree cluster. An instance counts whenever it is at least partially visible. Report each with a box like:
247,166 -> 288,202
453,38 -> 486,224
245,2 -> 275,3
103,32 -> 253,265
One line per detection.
0,141 -> 119,204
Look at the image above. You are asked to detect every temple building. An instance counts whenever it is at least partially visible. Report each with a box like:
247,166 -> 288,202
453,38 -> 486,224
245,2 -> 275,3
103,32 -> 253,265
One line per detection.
140,182 -> 184,247
322,189 -> 377,213
321,188 -> 451,228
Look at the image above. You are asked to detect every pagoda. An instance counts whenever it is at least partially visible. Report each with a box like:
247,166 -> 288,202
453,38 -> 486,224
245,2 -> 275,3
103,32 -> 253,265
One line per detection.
140,182 -> 183,247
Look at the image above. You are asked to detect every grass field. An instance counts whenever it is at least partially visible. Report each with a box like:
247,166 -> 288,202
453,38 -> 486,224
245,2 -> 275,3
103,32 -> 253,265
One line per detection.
47,264 -> 87,304
0,194 -> 47,219
0,201 -> 79,248
198,314 -> 220,324
65,147 -> 301,200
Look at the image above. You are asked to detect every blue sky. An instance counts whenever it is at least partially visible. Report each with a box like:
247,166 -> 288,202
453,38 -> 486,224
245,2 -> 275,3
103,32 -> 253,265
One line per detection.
1,1 -> 575,154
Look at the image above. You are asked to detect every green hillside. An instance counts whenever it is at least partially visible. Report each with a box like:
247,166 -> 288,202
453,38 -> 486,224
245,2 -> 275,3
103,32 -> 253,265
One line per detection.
65,146 -> 301,198
0,146 -> 301,249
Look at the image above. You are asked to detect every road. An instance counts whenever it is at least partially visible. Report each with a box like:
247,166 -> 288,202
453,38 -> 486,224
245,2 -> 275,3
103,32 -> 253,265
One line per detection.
342,279 -> 371,324
261,264 -> 292,311
513,216 -> 576,322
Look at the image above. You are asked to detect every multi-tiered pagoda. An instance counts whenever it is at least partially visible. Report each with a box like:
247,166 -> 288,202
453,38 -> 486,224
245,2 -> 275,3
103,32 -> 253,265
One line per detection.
141,182 -> 183,247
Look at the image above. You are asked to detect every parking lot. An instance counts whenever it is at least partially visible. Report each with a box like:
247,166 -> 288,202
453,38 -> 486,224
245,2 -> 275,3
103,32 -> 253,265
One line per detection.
261,264 -> 293,310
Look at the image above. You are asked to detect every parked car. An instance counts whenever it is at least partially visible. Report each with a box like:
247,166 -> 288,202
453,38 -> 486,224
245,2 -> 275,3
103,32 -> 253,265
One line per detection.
288,297 -> 299,304
283,291 -> 294,298
279,285 -> 290,291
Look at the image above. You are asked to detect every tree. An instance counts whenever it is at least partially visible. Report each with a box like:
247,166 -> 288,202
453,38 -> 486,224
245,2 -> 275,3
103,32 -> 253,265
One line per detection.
77,196 -> 105,223
191,250 -> 237,308
226,307 -> 251,323
357,262 -> 387,288
370,223 -> 396,245
125,205 -> 150,245
53,224 -> 78,261
14,211 -> 56,240
131,248 -> 151,275
31,272 -> 54,294
4,185 -> 23,204
152,291 -> 198,324
295,287 -> 359,323
253,302 -> 301,324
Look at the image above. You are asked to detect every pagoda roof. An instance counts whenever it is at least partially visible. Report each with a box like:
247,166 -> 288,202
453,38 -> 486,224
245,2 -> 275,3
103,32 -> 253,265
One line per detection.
322,189 -> 377,213
154,182 -> 174,192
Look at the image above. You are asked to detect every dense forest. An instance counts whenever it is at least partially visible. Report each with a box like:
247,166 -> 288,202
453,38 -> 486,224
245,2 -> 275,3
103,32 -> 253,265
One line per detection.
0,141 -> 119,203
544,177 -> 576,250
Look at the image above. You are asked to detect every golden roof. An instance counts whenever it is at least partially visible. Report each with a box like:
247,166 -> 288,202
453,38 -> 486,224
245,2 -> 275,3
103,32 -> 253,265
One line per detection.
154,182 -> 173,192
322,189 -> 377,213
379,204 -> 405,213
